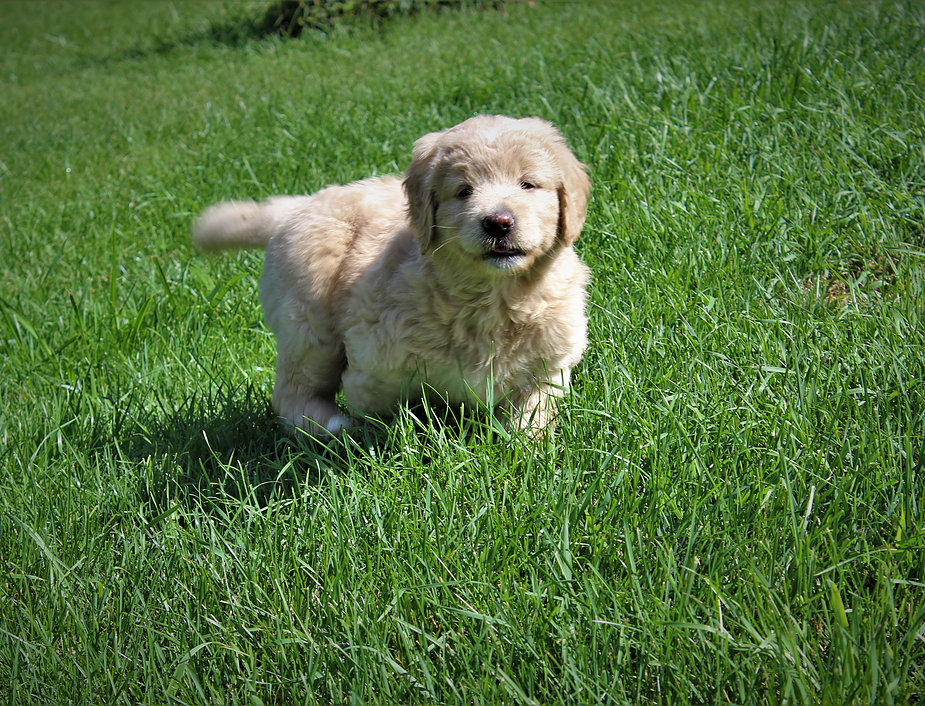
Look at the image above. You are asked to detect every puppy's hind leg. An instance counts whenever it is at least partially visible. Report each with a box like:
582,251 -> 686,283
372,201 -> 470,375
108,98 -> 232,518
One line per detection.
272,338 -> 352,437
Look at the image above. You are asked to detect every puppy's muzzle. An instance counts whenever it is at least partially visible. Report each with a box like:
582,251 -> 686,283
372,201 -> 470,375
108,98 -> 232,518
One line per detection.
481,209 -> 526,264
482,210 -> 515,239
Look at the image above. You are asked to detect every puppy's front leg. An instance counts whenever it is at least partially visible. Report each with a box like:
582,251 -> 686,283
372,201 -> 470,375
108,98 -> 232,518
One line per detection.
341,368 -> 404,422
505,372 -> 570,437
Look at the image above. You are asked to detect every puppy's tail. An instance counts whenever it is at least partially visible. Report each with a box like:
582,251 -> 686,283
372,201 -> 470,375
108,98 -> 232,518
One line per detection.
192,199 -> 284,252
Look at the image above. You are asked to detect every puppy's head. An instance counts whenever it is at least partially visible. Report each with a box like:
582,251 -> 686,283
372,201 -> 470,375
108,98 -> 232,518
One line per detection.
404,115 -> 590,276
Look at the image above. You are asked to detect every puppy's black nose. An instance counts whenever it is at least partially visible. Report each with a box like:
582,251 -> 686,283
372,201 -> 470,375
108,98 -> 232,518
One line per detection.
482,211 -> 515,239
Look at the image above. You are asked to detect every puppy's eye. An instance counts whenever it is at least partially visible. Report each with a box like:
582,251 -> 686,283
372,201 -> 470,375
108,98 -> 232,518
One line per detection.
520,181 -> 536,190
456,185 -> 473,199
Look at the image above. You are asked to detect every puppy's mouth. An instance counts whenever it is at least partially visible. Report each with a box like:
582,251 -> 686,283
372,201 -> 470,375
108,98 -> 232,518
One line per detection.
483,245 -> 527,268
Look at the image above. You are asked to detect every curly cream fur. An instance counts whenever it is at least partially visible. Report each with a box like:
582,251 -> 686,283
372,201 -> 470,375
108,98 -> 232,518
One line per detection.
193,115 -> 591,436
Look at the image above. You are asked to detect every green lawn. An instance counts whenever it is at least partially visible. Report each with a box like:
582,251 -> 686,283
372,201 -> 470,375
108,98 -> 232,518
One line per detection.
1,0 -> 923,703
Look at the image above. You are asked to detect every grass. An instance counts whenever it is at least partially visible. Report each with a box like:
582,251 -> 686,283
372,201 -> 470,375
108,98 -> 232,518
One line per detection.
1,0 -> 923,702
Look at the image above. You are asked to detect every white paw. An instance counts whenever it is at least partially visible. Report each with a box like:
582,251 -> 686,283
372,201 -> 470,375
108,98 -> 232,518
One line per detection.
324,413 -> 354,435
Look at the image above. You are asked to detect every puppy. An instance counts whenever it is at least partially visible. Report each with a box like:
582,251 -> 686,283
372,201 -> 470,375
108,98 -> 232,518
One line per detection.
193,115 -> 590,436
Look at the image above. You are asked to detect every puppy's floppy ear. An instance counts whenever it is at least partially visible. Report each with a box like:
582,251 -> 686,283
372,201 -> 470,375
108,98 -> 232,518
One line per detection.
403,130 -> 444,251
553,135 -> 591,247
517,119 -> 590,245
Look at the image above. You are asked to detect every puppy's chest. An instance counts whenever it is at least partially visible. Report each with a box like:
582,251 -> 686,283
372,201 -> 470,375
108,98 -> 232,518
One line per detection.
415,344 -> 514,404
351,307 -> 536,403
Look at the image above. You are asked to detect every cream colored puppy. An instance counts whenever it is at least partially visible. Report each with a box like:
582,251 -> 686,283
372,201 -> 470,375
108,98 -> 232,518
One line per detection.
193,115 -> 590,436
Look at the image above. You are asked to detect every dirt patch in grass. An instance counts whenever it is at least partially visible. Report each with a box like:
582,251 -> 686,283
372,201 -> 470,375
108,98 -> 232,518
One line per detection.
800,253 -> 898,307
258,0 -> 508,37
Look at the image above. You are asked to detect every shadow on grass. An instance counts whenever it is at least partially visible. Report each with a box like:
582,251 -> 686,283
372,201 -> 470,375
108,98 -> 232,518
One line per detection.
111,383 -> 392,521
93,374 -> 505,528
